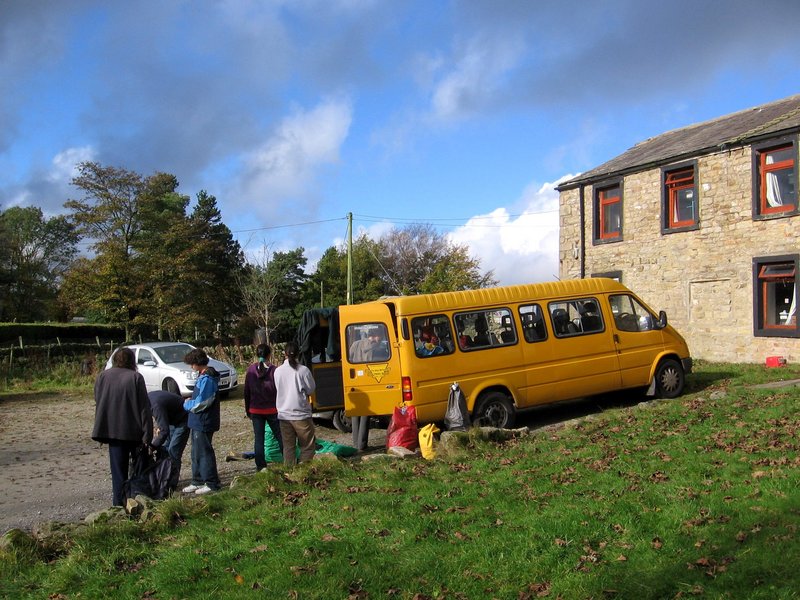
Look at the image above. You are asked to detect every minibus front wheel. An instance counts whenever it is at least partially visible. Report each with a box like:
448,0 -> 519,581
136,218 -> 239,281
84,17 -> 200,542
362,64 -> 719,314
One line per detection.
474,391 -> 516,429
654,358 -> 685,398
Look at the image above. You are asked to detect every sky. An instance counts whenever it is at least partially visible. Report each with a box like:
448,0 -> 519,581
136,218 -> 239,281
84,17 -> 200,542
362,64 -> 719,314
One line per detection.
2,0 -> 800,288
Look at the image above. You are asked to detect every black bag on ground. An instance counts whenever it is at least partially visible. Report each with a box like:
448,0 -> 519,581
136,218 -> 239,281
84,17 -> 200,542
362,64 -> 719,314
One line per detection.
123,445 -> 174,501
444,383 -> 471,431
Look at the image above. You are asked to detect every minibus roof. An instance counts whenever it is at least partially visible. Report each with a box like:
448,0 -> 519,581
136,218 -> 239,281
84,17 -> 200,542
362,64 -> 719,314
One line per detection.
363,278 -> 628,315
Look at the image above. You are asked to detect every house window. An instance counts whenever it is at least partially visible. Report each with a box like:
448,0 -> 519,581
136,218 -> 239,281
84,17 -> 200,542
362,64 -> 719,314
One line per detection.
594,182 -> 622,242
753,255 -> 799,337
753,139 -> 798,218
662,162 -> 698,231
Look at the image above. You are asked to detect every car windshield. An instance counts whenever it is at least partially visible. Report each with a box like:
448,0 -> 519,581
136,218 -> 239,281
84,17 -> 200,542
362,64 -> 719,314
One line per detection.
153,344 -> 194,364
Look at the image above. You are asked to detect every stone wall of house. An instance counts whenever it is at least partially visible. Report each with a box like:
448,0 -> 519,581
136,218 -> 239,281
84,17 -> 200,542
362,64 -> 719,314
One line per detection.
559,145 -> 800,364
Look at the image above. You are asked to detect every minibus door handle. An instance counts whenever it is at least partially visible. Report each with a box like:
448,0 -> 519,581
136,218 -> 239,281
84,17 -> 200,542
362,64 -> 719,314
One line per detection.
613,333 -> 620,344
349,368 -> 355,378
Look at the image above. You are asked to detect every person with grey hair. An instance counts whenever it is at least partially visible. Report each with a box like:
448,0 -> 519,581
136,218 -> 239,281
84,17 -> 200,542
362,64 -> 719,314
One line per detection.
92,347 -> 153,506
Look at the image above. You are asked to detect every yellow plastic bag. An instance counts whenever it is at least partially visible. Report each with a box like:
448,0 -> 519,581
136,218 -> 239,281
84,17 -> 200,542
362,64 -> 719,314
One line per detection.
418,423 -> 440,460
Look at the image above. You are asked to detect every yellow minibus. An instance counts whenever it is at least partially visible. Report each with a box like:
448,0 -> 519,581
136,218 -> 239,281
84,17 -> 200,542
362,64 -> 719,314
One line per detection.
339,278 -> 692,427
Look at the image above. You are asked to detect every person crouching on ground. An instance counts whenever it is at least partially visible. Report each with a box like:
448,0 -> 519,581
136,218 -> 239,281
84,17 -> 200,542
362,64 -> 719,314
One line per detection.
181,348 -> 221,495
92,347 -> 153,507
274,341 -> 317,466
148,390 -> 189,494
243,343 -> 282,471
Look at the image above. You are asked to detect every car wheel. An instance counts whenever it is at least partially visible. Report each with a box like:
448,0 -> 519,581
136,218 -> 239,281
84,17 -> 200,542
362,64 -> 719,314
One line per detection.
473,391 -> 516,428
654,358 -> 685,399
164,378 -> 180,395
332,409 -> 352,433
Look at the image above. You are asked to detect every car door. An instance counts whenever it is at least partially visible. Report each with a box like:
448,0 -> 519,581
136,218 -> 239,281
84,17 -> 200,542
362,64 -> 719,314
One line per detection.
607,293 -> 667,388
134,347 -> 159,392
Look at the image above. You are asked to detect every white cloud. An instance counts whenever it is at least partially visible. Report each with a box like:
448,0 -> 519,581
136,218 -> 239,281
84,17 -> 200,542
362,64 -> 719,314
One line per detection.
48,146 -> 95,183
429,34 -> 523,122
231,97 -> 353,213
449,175 -> 576,286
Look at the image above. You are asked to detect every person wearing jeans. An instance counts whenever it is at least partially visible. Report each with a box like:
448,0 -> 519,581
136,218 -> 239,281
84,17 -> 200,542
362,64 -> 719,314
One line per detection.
181,348 -> 221,495
274,341 -> 317,466
148,390 -> 190,493
243,343 -> 282,471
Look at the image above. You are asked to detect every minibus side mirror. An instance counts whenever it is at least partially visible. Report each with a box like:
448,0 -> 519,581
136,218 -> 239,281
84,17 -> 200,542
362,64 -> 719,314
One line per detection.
655,310 -> 668,329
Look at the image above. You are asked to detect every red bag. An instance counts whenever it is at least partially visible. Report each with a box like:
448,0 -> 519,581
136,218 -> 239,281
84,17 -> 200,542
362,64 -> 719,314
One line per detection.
386,404 -> 419,450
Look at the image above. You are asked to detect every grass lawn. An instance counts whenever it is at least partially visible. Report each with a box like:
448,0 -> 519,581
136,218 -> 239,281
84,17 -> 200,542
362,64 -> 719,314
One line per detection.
1,361 -> 799,599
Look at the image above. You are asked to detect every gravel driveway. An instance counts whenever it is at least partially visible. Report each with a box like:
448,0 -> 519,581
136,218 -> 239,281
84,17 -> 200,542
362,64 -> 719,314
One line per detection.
0,390 -> 384,533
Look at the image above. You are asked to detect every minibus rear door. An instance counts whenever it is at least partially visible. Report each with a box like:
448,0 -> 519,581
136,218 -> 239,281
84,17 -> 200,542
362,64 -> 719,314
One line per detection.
339,303 -> 403,417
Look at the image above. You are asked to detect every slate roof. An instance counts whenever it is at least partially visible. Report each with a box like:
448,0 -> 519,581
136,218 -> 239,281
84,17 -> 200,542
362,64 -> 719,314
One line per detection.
557,94 -> 800,190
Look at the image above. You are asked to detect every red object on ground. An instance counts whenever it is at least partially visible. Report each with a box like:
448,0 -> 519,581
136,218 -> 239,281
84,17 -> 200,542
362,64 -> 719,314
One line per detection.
766,356 -> 787,368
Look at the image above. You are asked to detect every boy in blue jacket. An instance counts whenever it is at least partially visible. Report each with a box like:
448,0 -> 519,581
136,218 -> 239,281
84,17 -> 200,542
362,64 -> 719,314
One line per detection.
181,348 -> 221,495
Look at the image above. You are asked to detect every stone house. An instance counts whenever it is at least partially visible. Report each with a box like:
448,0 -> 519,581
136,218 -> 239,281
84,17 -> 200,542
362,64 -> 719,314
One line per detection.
556,94 -> 800,363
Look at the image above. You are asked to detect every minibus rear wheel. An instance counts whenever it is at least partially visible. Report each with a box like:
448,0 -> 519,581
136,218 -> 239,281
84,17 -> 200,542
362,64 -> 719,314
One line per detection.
474,392 -> 516,429
654,358 -> 685,398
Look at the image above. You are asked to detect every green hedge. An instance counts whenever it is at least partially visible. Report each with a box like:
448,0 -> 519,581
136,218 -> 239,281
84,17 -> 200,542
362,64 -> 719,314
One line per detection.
0,323 -> 125,345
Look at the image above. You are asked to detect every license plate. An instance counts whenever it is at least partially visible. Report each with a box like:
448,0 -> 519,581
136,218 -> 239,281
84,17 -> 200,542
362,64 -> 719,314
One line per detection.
220,378 -> 229,387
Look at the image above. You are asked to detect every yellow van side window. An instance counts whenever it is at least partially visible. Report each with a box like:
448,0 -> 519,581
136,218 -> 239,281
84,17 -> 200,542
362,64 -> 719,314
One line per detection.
519,304 -> 547,342
411,315 -> 453,357
454,308 -> 516,350
610,294 -> 654,332
548,298 -> 604,337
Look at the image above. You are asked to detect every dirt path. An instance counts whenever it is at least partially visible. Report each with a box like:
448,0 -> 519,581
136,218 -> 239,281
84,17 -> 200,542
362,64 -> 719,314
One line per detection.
0,390 -> 384,533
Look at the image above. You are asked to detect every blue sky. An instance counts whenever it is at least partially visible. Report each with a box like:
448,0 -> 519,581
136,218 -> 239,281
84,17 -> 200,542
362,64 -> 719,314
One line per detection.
2,0 -> 800,286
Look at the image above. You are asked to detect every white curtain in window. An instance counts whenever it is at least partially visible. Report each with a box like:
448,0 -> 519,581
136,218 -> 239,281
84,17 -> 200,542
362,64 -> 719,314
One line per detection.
766,153 -> 784,207
786,282 -> 797,325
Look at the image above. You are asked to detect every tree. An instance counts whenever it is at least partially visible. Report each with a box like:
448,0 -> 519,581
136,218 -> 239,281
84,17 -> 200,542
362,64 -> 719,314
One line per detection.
183,191 -> 246,339
238,246 -> 309,343
63,162 -> 149,337
307,234 -> 387,307
378,223 -> 496,294
132,173 -> 192,339
63,165 -> 245,341
0,206 -> 79,321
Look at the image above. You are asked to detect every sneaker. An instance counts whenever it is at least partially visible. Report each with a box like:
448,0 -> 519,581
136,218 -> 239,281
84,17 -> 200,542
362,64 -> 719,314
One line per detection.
194,485 -> 214,495
182,484 -> 201,493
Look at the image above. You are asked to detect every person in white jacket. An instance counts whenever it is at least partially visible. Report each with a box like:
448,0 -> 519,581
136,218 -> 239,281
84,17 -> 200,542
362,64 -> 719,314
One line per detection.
274,341 -> 317,465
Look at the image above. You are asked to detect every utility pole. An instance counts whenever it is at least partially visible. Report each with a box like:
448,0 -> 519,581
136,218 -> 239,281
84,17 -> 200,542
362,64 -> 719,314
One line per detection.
346,211 -> 353,306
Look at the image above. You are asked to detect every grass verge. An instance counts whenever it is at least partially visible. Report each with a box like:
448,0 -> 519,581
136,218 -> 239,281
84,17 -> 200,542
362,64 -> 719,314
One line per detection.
1,361 -> 799,599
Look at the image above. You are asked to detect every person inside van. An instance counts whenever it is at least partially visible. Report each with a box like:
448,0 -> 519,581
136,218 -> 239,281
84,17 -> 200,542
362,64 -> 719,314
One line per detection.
473,315 -> 495,346
349,329 -> 383,362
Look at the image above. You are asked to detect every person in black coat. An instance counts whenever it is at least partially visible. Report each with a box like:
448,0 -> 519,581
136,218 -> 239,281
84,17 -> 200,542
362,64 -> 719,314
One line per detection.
92,347 -> 152,506
148,390 -> 189,493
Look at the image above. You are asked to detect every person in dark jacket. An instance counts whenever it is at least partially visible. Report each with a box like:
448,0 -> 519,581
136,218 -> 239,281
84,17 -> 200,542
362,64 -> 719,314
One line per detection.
92,347 -> 153,507
148,390 -> 189,493
243,343 -> 282,471
181,348 -> 221,495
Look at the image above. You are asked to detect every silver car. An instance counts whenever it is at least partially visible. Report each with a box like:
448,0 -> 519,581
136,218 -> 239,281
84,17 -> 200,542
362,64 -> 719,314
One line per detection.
105,342 -> 238,397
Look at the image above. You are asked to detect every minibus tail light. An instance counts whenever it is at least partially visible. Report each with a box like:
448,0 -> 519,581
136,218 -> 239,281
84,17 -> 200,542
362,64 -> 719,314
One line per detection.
402,376 -> 413,403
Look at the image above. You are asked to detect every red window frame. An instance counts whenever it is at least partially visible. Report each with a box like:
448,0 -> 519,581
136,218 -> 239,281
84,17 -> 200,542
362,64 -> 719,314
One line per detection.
598,185 -> 621,240
665,167 -> 696,228
758,263 -> 796,330
759,144 -> 796,215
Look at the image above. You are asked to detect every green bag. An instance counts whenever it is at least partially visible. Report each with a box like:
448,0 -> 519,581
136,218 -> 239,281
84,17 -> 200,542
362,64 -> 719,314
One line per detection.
264,425 -> 285,462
